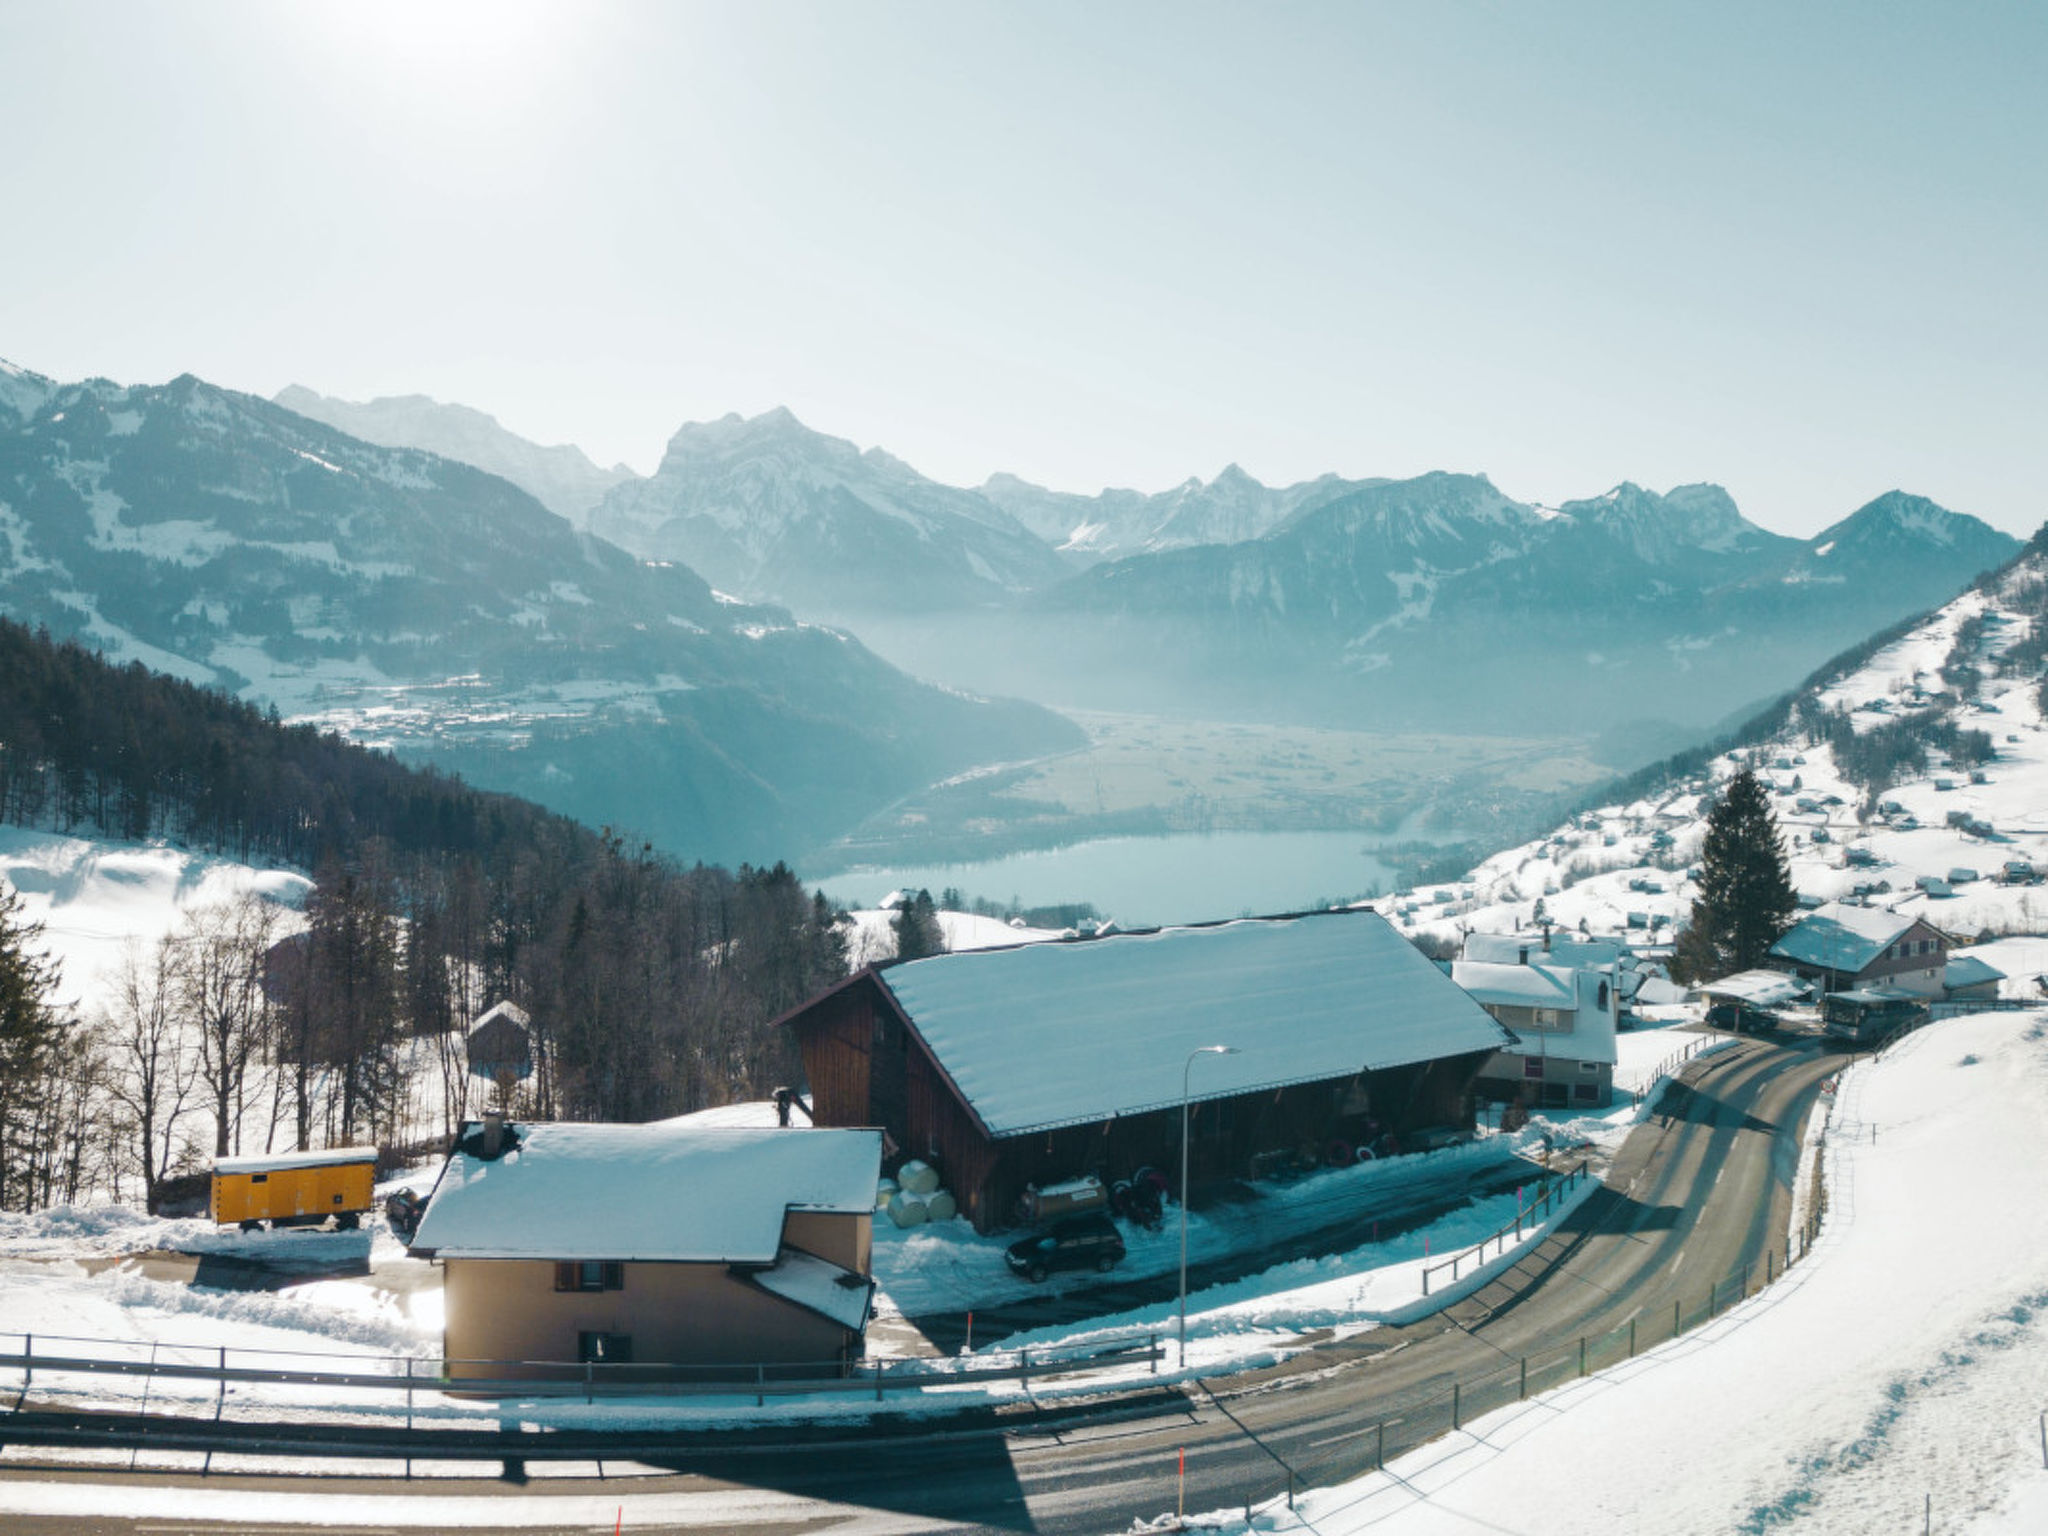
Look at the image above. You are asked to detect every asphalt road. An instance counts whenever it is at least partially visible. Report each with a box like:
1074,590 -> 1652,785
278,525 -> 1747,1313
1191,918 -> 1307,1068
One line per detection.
0,1036 -> 1845,1534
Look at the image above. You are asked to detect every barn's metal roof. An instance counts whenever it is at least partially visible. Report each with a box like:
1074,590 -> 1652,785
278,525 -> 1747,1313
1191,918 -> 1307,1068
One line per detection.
876,910 -> 1512,1138
409,1124 -> 880,1263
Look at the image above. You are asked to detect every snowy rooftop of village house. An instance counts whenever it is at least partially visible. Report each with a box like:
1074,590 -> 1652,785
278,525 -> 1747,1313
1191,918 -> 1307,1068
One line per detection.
876,909 -> 1513,1138
408,1123 -> 882,1263
1449,959 -> 1577,1008
747,1245 -> 874,1332
1770,900 -> 1924,972
1695,968 -> 1810,1007
212,1145 -> 380,1177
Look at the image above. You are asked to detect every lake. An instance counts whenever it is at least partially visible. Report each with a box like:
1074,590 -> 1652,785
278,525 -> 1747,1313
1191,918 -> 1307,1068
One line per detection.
813,829 -> 1445,927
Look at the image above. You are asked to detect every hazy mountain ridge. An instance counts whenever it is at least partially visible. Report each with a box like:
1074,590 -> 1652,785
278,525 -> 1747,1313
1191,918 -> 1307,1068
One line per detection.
982,463 -> 1370,558
588,408 -> 1074,614
0,367 -> 1082,864
969,473 -> 2020,734
272,384 -> 640,525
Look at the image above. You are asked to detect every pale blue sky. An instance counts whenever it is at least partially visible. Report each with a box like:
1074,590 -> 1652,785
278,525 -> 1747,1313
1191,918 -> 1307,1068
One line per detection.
3,2 -> 2043,535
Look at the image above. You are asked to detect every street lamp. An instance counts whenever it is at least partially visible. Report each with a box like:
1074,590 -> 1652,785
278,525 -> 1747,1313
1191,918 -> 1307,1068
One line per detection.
1179,1043 -> 1238,1366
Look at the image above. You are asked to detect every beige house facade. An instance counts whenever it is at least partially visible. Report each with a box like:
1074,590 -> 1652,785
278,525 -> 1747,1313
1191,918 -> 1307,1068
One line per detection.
410,1120 -> 882,1379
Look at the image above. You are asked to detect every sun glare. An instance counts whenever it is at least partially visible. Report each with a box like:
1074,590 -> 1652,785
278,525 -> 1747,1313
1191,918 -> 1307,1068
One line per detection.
295,0 -> 568,105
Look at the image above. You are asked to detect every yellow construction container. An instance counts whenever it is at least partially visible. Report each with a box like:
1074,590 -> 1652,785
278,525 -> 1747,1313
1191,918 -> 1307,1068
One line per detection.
210,1147 -> 380,1230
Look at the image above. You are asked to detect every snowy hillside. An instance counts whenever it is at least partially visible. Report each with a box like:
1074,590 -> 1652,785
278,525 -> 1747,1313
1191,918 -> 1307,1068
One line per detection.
1249,1006 -> 2048,1535
0,826 -> 308,1013
1386,544 -> 2048,987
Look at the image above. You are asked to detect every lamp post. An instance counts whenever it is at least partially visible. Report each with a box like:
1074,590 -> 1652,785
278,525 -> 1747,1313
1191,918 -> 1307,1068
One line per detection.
1179,1043 -> 1238,1366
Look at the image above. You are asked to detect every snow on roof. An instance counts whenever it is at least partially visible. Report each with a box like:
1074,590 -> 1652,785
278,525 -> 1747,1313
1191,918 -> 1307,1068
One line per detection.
875,910 -> 1513,1138
409,1124 -> 881,1263
1461,933 -> 1622,968
1770,901 -> 1921,973
1943,953 -> 2006,989
746,1245 -> 874,1332
213,1145 -> 378,1177
1697,970 -> 1809,1007
1450,960 -> 1575,1008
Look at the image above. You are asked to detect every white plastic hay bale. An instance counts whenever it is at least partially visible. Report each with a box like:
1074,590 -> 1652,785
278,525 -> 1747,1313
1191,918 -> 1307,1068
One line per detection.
923,1188 -> 957,1222
886,1190 -> 929,1228
875,1177 -> 899,1211
897,1159 -> 941,1195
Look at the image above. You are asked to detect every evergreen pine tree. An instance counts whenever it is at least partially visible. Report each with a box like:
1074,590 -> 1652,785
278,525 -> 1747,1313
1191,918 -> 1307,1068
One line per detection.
891,889 -> 945,962
1672,768 -> 1798,983
0,878 -> 68,1210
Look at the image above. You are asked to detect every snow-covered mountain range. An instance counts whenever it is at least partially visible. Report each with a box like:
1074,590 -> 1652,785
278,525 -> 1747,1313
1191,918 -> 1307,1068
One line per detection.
0,362 -> 1080,865
1012,473 -> 2018,731
278,384 -> 2017,740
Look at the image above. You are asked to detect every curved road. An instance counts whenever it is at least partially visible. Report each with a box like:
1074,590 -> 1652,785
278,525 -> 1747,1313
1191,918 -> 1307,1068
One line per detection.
0,1036 -> 1845,1534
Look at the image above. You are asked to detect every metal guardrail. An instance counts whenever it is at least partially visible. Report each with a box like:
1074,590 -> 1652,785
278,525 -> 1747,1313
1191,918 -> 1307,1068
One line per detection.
1619,1028 -> 1723,1103
0,1329 -> 1163,1419
1420,1159 -> 1590,1296
1233,1222 -> 1821,1519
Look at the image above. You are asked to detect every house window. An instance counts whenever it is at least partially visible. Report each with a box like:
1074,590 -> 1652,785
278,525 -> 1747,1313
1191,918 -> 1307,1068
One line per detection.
250,1173 -> 268,1184
554,1261 -> 625,1292
1573,1084 -> 1599,1103
577,1331 -> 632,1363
1523,1057 -> 1545,1079
1579,1061 -> 1599,1075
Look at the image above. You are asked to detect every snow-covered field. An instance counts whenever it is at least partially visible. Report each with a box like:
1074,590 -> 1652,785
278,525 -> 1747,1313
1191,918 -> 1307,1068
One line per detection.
1219,1007 -> 2048,1536
0,825 -> 309,1011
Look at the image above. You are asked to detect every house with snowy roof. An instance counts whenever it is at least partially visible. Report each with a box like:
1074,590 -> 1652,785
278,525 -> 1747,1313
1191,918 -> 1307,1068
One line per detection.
1452,957 -> 1618,1109
408,1120 -> 882,1377
776,907 -> 1515,1232
1767,901 -> 1950,998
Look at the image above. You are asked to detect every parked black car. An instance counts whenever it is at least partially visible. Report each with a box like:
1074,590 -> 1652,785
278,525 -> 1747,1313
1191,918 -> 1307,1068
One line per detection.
1005,1213 -> 1126,1283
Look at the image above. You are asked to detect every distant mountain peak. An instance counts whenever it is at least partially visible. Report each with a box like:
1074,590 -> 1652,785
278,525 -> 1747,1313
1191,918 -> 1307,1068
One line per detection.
273,384 -> 638,525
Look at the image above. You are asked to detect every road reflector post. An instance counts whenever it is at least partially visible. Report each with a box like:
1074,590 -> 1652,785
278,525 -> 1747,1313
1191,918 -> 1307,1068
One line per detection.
1629,1317 -> 1637,1359
1578,1337 -> 1586,1378
1673,1297 -> 1681,1336
1519,1357 -> 1527,1399
1177,1446 -> 1185,1525
1453,1381 -> 1460,1429
1378,1420 -> 1386,1468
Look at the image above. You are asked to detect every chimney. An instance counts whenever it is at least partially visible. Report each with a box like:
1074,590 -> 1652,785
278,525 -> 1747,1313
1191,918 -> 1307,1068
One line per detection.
481,1110 -> 505,1160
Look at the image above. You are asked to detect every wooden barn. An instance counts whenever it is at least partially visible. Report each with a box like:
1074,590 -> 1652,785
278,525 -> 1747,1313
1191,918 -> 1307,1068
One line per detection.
777,908 -> 1515,1233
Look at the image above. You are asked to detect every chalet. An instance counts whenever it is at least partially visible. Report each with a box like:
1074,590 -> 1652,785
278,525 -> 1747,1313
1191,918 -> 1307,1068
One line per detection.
1767,901 -> 1950,997
1453,957 -> 1617,1108
408,1120 -> 881,1378
777,909 -> 1514,1233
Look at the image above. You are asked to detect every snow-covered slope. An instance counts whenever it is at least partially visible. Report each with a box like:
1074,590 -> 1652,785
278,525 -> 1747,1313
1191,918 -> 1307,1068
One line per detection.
1262,1006 -> 2048,1535
273,385 -> 638,526
1385,543 -> 2048,974
0,826 -> 309,1013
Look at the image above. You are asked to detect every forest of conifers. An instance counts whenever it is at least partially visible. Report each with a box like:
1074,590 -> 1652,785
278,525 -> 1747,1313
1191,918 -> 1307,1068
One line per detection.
0,619 -> 850,1210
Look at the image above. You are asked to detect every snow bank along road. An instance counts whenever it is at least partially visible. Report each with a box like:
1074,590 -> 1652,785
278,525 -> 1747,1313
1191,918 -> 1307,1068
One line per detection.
0,1035 -> 1844,1532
